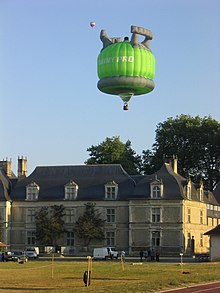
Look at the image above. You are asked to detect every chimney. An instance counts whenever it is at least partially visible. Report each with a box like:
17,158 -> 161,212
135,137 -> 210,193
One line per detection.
0,158 -> 12,177
18,156 -> 27,178
164,155 -> 178,174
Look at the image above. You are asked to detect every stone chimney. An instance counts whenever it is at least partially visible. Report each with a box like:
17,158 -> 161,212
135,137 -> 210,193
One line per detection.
17,156 -> 27,178
0,158 -> 12,177
164,155 -> 178,174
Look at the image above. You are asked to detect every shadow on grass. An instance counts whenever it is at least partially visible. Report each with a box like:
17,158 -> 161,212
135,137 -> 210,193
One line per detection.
64,276 -> 141,281
0,287 -> 57,291
94,277 -> 141,281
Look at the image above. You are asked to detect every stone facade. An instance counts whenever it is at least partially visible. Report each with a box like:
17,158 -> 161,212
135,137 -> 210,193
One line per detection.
0,157 -> 220,256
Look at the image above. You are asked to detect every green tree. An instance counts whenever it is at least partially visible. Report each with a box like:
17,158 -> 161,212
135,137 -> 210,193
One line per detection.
142,115 -> 220,190
35,205 -> 66,246
74,203 -> 105,248
85,136 -> 141,174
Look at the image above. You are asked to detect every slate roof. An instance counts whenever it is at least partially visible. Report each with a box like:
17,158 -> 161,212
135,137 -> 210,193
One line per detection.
204,225 -> 220,235
7,162 -> 219,204
133,163 -> 187,199
10,164 -> 136,201
213,183 -> 220,204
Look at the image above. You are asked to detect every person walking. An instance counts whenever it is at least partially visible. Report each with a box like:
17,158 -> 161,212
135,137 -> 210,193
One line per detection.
156,250 -> 160,262
139,250 -> 144,261
150,249 -> 155,261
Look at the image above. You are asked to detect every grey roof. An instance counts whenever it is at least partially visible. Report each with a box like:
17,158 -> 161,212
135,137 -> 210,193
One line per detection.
8,163 -> 219,204
10,164 -> 136,201
204,225 -> 220,235
213,182 -> 220,204
133,163 -> 187,199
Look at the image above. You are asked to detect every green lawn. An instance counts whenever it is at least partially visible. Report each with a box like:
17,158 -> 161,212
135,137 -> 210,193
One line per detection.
0,259 -> 220,292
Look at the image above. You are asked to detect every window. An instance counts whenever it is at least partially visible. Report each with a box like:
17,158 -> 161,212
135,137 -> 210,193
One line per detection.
66,209 -> 75,223
26,182 -> 39,200
66,231 -> 74,246
187,233 -> 191,247
105,181 -> 118,200
212,218 -> 214,226
152,208 -> 161,223
106,231 -> 115,246
150,178 -> 163,198
27,231 -> 36,245
64,181 -> 78,200
200,233 -> 203,247
106,209 -> 115,223
200,210 -> 203,224
151,231 -> 160,247
187,209 -> 191,223
186,181 -> 191,199
26,209 -> 35,223
198,183 -> 204,201
152,186 -> 161,198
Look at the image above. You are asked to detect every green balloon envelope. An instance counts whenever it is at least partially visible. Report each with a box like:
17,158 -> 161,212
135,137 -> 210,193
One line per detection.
97,41 -> 156,99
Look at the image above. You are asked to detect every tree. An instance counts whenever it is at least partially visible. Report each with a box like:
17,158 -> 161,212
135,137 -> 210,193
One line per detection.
142,115 -> 220,190
35,205 -> 66,247
85,136 -> 142,174
74,203 -> 105,249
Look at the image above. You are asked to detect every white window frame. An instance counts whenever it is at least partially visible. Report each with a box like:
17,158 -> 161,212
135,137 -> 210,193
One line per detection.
186,183 -> 192,199
151,231 -> 160,247
106,208 -> 116,223
65,208 -> 75,223
150,181 -> 163,199
26,208 -> 36,223
64,181 -> 78,200
66,231 -> 74,246
26,182 -> 39,201
151,207 -> 161,223
26,230 -> 36,246
199,186 -> 204,201
187,208 -> 191,223
106,231 -> 115,246
200,210 -> 203,224
105,181 -> 118,200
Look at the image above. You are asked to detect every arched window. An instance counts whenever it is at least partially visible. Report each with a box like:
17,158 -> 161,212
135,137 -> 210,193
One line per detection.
198,182 -> 204,201
187,185 -> 191,199
150,177 -> 163,199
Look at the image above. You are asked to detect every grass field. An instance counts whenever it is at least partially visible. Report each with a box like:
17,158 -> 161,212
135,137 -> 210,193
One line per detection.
0,259 -> 220,293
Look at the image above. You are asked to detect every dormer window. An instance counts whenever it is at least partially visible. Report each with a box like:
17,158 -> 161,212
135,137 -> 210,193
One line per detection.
186,180 -> 192,199
198,182 -> 204,201
26,181 -> 39,201
64,180 -> 78,200
105,181 -> 118,200
150,177 -> 163,199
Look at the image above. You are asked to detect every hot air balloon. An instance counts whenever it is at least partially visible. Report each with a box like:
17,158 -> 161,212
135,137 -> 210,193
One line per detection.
97,25 -> 156,110
90,21 -> 95,28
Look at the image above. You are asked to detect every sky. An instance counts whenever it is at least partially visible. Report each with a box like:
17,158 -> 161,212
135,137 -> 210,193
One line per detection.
1,0 -> 220,175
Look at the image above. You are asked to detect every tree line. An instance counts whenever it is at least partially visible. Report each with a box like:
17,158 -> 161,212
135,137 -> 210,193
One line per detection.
85,114 -> 220,191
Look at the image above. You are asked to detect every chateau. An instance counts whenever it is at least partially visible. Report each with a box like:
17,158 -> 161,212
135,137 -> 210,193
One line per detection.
0,156 -> 220,256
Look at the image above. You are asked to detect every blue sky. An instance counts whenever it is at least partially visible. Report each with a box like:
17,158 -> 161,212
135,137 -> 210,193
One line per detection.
1,0 -> 219,174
